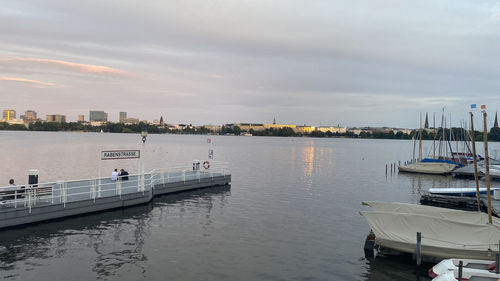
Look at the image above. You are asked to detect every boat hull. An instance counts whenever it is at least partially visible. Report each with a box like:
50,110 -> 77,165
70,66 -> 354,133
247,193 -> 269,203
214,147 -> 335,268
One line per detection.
398,162 -> 457,175
428,187 -> 497,197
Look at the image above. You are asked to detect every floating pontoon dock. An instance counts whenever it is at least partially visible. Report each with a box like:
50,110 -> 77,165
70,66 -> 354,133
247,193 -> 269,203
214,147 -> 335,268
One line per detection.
0,162 -> 231,229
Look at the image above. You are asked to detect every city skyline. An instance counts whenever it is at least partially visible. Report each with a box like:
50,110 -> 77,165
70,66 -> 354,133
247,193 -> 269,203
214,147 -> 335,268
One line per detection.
2,1 -> 500,128
2,106 -> 500,129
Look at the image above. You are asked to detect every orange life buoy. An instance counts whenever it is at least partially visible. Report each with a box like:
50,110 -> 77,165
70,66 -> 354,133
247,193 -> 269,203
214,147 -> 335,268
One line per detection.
203,161 -> 210,169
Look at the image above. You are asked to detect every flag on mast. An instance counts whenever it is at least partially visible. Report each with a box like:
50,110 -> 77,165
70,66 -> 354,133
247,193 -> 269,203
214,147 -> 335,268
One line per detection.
470,104 -> 477,109
481,105 -> 486,110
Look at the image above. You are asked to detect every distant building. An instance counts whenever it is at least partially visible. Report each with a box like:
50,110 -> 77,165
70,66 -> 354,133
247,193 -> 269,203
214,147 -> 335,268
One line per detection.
159,116 -> 164,127
237,123 -> 265,131
119,112 -> 127,123
25,110 -> 37,120
2,109 -> 16,121
123,118 -> 140,125
46,114 -> 66,123
7,119 -> 25,125
204,125 -> 221,132
316,126 -> 347,134
263,124 -> 296,130
78,114 -> 85,122
89,110 -> 107,122
294,126 -> 315,134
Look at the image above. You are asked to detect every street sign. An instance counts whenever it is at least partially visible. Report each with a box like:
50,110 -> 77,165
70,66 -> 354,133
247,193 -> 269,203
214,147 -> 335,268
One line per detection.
101,150 -> 140,160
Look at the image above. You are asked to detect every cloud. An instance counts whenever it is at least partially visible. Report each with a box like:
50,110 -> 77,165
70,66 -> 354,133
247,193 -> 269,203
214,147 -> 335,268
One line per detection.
0,76 -> 62,88
0,56 -> 133,78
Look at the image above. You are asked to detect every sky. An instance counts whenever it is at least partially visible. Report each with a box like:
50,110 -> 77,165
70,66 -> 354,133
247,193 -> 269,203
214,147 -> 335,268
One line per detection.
1,0 -> 500,128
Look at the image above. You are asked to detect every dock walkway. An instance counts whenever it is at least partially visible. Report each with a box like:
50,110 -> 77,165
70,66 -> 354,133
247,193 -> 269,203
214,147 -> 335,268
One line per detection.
0,162 -> 231,229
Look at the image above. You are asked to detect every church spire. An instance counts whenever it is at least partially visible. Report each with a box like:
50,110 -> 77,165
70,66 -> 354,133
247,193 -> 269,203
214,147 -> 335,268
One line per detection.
159,116 -> 164,127
424,112 -> 429,129
273,117 -> 276,125
494,111 -> 499,128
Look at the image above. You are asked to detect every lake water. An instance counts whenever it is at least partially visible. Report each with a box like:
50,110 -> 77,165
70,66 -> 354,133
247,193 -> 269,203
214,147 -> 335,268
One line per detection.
1,131 -> 500,281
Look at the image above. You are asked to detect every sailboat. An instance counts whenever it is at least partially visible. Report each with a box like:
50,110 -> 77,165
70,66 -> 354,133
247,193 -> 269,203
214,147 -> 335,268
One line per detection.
399,112 -> 458,175
361,106 -> 499,261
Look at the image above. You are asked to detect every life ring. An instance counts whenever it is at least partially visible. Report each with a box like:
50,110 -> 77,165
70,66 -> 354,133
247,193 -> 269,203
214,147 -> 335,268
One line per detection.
203,161 -> 210,169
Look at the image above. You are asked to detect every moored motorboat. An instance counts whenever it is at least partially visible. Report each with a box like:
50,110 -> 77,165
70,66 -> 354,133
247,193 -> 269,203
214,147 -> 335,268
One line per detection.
428,187 -> 498,197
360,210 -> 500,260
428,258 -> 498,278
432,270 -> 500,281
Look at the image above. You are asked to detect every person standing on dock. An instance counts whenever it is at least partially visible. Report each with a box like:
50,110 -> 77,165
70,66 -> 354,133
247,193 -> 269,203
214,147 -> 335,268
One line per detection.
111,169 -> 119,181
119,169 -> 129,181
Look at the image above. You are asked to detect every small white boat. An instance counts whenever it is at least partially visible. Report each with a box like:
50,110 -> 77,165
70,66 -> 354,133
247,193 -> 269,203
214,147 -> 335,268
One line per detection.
429,258 -> 498,278
428,187 -> 498,197
432,270 -> 500,281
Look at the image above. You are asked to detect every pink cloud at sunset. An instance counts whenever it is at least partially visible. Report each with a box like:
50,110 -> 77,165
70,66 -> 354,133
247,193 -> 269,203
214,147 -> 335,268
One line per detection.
0,76 -> 62,88
1,56 -> 133,78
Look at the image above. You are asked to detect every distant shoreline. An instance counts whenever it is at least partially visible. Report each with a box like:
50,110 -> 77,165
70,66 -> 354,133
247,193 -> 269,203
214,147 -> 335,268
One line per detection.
2,122 -> 500,141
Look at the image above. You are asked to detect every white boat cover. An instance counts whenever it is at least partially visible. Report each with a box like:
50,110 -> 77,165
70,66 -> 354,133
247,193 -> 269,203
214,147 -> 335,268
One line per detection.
360,211 -> 500,260
363,201 -> 500,226
398,162 -> 456,174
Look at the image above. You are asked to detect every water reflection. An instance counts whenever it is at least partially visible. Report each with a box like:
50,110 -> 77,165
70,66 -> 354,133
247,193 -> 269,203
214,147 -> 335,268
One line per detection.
362,255 -> 432,281
302,145 -> 315,178
0,185 -> 230,279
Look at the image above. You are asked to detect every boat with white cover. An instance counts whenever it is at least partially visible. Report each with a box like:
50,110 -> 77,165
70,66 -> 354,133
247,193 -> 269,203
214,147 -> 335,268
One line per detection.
363,201 -> 500,225
361,202 -> 500,260
361,210 -> 500,260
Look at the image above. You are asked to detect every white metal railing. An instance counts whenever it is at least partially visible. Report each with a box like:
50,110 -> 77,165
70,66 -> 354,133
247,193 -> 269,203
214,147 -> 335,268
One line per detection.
0,162 -> 230,212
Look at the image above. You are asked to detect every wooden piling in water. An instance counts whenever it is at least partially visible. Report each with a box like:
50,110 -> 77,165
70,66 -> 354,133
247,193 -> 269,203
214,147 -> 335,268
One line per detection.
416,232 -> 422,266
497,241 -> 500,274
458,261 -> 463,281
386,164 -> 387,175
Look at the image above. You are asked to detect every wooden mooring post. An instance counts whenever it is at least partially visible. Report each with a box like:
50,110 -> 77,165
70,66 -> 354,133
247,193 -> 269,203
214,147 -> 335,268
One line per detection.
458,261 -> 463,281
497,240 -> 500,274
386,164 -> 387,175
416,232 -> 422,266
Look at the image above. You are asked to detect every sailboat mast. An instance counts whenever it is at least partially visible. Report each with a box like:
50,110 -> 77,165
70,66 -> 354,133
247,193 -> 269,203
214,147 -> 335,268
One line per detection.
470,112 -> 481,212
433,113 -> 436,159
483,109 -> 492,224
412,135 -> 416,162
419,112 -> 423,162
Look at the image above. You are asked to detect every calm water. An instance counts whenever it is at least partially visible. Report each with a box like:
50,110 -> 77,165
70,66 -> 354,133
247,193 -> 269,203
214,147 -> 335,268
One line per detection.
1,131 -> 500,281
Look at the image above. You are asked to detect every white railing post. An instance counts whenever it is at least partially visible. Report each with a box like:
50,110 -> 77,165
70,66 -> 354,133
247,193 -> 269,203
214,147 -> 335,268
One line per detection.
63,182 -> 67,207
118,180 -> 122,198
28,190 -> 32,213
183,170 -> 186,183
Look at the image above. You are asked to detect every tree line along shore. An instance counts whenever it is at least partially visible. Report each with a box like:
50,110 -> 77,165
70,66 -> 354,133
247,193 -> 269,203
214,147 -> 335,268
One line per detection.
1,121 -> 500,141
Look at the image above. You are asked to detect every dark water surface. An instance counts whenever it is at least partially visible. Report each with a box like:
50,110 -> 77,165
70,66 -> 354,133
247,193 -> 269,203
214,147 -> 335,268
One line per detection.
1,131 -> 500,281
